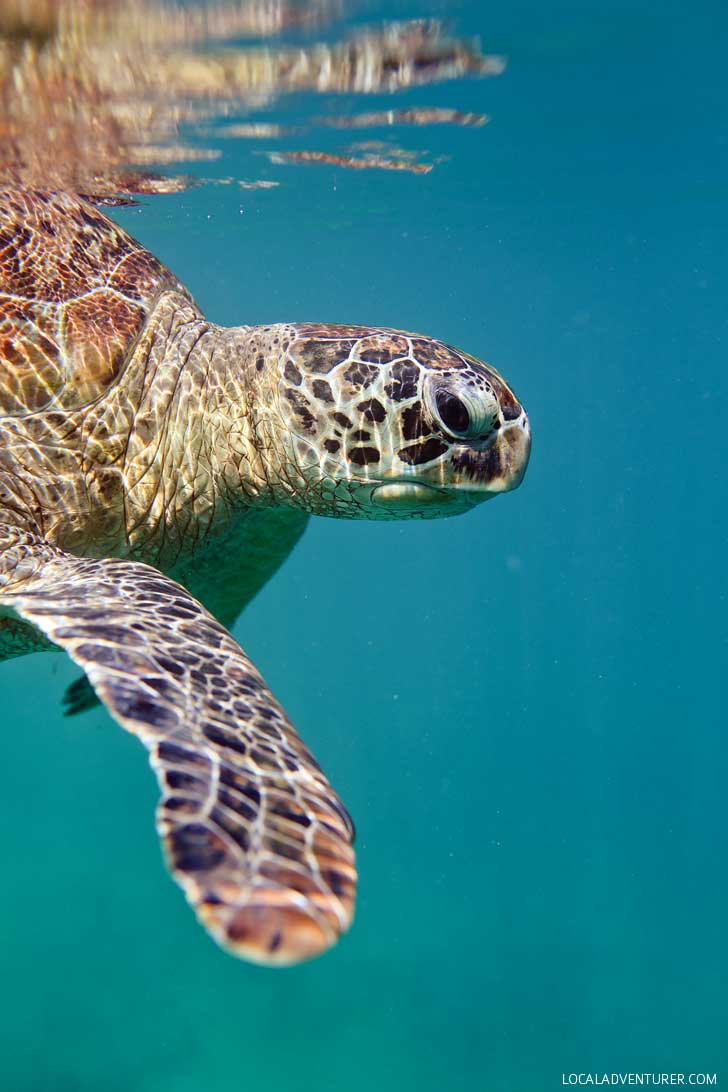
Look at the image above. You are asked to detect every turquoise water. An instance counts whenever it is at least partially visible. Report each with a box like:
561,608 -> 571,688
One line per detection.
2,1 -> 726,1089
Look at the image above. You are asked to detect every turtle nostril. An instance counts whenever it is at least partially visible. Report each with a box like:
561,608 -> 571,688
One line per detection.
501,398 -> 523,422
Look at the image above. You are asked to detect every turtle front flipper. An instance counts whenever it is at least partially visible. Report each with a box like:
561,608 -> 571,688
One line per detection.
61,507 -> 310,718
0,526 -> 355,966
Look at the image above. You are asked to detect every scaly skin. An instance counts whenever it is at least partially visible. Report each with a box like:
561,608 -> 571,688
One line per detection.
0,190 -> 530,964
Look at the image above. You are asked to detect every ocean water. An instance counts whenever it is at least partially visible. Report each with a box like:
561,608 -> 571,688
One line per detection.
1,2 -> 726,1090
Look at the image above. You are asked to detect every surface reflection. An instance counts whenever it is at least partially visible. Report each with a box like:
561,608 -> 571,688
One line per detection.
0,0 -> 503,200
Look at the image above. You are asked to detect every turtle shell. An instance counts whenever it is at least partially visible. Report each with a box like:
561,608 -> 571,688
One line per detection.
0,190 -> 182,416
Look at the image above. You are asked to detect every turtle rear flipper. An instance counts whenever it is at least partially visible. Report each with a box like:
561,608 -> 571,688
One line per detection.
0,526 -> 356,966
63,672 -> 101,715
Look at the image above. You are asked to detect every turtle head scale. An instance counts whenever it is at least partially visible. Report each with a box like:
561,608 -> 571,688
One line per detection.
248,323 -> 530,519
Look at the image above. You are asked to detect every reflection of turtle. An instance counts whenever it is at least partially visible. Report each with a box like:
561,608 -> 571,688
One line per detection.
0,190 -> 530,965
1,7 -> 500,201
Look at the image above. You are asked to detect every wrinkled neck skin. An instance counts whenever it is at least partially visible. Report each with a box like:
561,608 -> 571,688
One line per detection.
203,321 -> 314,512
111,294 -> 300,566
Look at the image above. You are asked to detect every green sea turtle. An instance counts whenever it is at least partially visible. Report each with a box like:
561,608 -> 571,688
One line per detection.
0,189 -> 530,965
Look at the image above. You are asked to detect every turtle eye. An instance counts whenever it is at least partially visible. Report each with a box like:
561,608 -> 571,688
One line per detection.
429,382 -> 500,439
435,390 -> 470,435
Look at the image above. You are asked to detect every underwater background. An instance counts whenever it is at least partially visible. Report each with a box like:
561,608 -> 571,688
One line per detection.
1,0 -> 726,1089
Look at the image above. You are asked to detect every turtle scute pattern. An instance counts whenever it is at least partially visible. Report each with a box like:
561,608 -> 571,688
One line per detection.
0,190 -> 181,415
0,526 -> 355,965
279,322 -> 525,474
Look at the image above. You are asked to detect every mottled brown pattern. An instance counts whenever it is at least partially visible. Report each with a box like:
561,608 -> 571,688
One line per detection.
0,298 -> 62,413
60,292 -> 147,407
356,334 -> 410,363
0,190 -> 179,415
483,372 -> 524,421
0,190 -> 168,303
409,337 -> 468,370
295,323 -> 372,341
108,249 -> 176,303
289,338 -> 357,375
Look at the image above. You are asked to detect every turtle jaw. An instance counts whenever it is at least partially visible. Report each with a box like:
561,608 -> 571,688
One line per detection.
448,414 -> 531,496
369,415 -> 531,517
284,415 -> 531,520
369,480 -> 468,517
366,478 -> 505,519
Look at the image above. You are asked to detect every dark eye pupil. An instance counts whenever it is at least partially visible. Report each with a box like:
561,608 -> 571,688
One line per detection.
435,390 -> 470,434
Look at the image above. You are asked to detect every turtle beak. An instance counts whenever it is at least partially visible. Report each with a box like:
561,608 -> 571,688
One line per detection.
449,414 -> 531,496
369,415 -> 530,516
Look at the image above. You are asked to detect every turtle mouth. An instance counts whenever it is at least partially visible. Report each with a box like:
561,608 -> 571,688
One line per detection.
370,481 -> 451,511
370,419 -> 530,514
370,480 -> 489,515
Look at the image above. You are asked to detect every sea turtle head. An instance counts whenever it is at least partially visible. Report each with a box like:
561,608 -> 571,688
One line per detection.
258,324 -> 531,519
